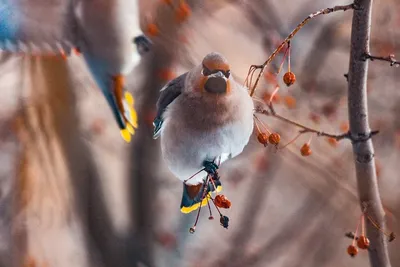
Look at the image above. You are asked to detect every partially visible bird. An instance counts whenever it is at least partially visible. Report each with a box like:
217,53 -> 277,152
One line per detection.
153,52 -> 254,213
0,0 -> 151,142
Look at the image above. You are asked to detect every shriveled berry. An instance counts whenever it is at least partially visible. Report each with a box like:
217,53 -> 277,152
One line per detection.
214,195 -> 232,209
220,215 -> 229,229
268,133 -> 281,145
283,71 -> 296,86
189,227 -> 195,234
347,245 -> 358,257
357,235 -> 370,249
389,232 -> 396,242
257,132 -> 269,146
300,143 -> 312,157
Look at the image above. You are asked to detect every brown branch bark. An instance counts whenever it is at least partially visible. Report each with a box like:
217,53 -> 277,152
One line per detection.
347,0 -> 391,266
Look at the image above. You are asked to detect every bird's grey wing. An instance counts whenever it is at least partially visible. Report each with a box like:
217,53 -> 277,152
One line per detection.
153,73 -> 187,139
0,0 -> 77,54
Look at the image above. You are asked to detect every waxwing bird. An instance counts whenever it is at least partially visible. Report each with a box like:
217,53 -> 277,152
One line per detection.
153,52 -> 254,214
0,0 -> 151,142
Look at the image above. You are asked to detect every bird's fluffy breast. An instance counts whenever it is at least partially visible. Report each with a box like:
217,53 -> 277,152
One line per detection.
160,84 -> 254,183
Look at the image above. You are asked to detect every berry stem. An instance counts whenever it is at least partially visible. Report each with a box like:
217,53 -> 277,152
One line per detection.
280,132 -> 302,150
287,41 -> 291,73
353,214 -> 362,246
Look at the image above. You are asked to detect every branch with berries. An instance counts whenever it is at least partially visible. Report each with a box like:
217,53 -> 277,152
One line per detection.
246,1 -> 395,265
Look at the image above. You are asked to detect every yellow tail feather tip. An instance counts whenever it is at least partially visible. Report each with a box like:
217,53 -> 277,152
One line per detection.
180,194 -> 210,214
125,91 -> 134,106
120,129 -> 132,143
126,124 -> 135,135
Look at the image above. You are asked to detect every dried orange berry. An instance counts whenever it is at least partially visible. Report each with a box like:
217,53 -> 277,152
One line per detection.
327,137 -> 338,147
340,121 -> 349,132
214,195 -> 231,209
268,133 -> 281,145
146,23 -> 159,37
347,245 -> 358,257
257,132 -> 269,146
175,2 -> 191,23
300,143 -> 312,156
284,95 -> 296,109
357,235 -> 370,249
283,71 -> 296,86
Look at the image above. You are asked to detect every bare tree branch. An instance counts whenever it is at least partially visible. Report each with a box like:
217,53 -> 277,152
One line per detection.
347,0 -> 391,266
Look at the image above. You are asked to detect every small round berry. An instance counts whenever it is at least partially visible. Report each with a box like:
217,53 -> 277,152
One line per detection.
189,227 -> 195,234
283,72 -> 296,86
146,23 -> 159,37
268,133 -> 281,145
327,137 -> 338,147
300,143 -> 312,157
357,236 -> 370,249
257,133 -> 269,146
347,245 -> 358,257
208,216 -> 214,220
175,2 -> 191,23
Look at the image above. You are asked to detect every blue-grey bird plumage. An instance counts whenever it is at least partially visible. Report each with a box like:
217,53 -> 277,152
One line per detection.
0,0 -> 149,136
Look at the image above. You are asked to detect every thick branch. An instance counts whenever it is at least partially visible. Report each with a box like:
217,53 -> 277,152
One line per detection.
347,0 -> 391,266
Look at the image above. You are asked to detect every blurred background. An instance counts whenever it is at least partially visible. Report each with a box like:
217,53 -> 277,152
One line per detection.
0,0 -> 399,266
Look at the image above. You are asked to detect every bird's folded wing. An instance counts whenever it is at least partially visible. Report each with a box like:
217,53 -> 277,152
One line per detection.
0,0 -> 77,55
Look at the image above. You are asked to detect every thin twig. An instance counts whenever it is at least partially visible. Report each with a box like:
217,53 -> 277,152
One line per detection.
255,104 -> 348,141
363,53 -> 400,66
247,3 -> 355,96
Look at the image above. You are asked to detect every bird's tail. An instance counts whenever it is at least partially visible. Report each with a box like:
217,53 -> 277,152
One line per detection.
180,178 -> 222,214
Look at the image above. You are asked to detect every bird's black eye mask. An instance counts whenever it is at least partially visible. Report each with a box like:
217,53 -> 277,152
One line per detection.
202,64 -> 230,78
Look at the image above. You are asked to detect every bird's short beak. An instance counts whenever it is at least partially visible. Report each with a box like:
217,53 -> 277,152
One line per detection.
204,71 -> 228,94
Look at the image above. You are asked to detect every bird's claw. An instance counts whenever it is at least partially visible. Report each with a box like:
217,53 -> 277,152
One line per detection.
203,161 -> 219,175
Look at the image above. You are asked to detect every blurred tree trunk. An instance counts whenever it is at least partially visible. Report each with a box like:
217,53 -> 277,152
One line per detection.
12,56 -> 92,267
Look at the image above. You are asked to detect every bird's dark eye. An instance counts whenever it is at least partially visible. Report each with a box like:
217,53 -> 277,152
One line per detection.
224,70 -> 231,78
202,65 -> 212,76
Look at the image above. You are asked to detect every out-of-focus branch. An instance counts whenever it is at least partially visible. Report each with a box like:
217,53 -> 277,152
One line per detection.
128,1 -> 197,266
347,0 -> 391,266
12,56 -> 93,267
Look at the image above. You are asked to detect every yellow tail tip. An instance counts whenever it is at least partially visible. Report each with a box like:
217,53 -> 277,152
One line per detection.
120,129 -> 132,143
180,194 -> 210,214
